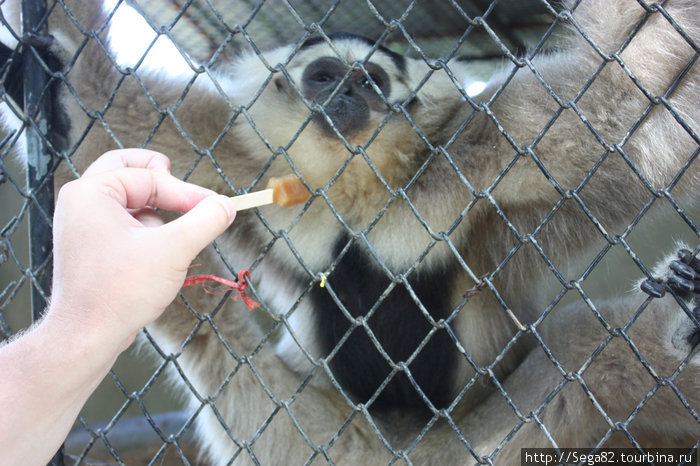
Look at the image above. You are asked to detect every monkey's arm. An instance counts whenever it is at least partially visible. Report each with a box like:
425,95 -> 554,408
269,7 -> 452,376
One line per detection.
500,247 -> 700,456
413,248 -> 699,464
442,0 -> 699,323
482,0 -> 698,203
0,0 -> 253,188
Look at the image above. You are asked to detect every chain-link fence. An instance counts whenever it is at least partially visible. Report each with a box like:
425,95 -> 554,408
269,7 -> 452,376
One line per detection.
0,0 -> 698,464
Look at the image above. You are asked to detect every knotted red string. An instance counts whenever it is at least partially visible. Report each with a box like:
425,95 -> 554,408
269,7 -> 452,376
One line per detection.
182,269 -> 259,310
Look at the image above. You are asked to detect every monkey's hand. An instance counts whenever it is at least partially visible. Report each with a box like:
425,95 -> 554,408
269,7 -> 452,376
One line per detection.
0,1 -> 67,117
0,1 -> 46,111
641,247 -> 700,349
0,0 -> 112,159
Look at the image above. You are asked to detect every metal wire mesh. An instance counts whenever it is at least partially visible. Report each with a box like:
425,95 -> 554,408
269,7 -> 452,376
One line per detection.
130,0 -> 552,61
0,0 -> 698,464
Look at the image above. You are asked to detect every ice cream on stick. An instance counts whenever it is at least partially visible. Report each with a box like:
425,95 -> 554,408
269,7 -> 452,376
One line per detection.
229,174 -> 310,211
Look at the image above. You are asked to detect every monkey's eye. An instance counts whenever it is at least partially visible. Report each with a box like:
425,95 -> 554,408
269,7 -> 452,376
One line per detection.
361,63 -> 390,97
360,74 -> 384,91
310,72 -> 333,84
302,57 -> 346,90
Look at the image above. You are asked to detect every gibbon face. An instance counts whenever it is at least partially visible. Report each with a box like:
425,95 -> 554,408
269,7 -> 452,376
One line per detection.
236,33 -> 463,211
301,54 -> 390,136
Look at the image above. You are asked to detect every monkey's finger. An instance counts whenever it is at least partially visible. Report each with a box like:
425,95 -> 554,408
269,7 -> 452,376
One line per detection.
677,249 -> 700,274
641,279 -> 666,298
158,195 -> 236,262
670,260 -> 698,281
667,274 -> 699,295
82,148 -> 171,177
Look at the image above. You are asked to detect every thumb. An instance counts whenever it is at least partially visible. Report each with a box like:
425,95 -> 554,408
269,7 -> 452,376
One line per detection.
160,194 -> 236,263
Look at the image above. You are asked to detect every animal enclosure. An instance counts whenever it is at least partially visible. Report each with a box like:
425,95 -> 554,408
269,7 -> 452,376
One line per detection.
0,0 -> 698,464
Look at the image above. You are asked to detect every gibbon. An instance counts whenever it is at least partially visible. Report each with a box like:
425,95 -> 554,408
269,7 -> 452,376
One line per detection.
0,0 -> 698,464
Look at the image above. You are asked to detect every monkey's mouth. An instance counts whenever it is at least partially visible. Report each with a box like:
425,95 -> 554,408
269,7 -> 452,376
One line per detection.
313,94 -> 369,138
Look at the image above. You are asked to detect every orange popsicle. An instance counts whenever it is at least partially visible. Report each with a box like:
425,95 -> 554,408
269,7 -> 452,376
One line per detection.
265,174 -> 311,207
229,174 -> 309,211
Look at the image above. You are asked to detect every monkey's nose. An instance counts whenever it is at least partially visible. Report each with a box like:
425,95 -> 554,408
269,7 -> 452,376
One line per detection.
340,83 -> 354,96
314,93 -> 369,137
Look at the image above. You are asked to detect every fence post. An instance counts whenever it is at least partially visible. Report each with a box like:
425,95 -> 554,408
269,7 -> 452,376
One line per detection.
21,0 -> 62,464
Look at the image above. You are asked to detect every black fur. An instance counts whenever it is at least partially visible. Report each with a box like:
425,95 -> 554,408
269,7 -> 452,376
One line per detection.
0,36 -> 70,152
301,32 -> 406,74
0,40 -> 24,108
314,233 -> 458,414
642,249 -> 700,347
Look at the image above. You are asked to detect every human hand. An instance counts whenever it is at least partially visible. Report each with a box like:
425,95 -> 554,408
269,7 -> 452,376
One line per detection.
46,149 -> 237,351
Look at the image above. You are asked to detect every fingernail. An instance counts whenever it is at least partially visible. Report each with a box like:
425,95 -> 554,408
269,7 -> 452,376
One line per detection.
218,195 -> 237,223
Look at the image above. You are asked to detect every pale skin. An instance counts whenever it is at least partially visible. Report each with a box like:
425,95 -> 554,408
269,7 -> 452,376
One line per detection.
0,149 -> 238,466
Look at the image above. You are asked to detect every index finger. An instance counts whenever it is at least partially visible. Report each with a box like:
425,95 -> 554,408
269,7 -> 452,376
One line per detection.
91,167 -> 228,216
82,149 -> 171,177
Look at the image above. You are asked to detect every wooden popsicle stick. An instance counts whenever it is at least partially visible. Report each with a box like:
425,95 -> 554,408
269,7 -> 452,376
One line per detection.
229,176 -> 309,211
230,189 -> 274,211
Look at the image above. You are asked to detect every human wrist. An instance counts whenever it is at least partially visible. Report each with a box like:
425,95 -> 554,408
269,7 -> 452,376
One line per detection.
0,308 -> 123,466
40,299 -> 134,372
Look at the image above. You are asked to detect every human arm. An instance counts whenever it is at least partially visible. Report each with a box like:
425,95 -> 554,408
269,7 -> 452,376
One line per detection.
0,149 -> 237,466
